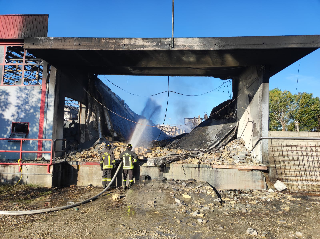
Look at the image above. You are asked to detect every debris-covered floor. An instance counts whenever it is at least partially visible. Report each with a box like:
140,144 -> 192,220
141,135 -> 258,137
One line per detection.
0,180 -> 319,239
64,137 -> 263,167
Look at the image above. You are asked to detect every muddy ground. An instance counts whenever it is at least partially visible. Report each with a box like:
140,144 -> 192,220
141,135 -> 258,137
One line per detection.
0,180 -> 319,239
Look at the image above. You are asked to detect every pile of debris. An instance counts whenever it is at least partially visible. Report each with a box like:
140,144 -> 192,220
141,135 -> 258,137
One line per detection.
173,138 -> 256,166
63,138 -> 258,167
63,140 -> 187,162
145,138 -> 258,167
65,145 -> 102,162
64,141 -> 125,162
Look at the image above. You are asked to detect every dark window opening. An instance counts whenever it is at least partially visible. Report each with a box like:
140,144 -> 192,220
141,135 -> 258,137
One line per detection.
10,122 -> 29,138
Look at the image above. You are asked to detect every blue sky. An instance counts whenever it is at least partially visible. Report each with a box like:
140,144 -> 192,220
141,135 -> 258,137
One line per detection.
2,0 -> 320,126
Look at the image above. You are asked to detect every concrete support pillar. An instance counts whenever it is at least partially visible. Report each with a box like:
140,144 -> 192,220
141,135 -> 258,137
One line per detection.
52,68 -> 65,157
79,103 -> 87,144
236,66 -> 269,164
44,64 -> 57,139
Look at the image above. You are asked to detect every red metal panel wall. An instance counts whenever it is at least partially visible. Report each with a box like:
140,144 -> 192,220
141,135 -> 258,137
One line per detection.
0,14 -> 48,39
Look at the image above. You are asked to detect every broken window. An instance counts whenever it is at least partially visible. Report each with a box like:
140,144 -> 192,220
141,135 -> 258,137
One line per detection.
5,46 -> 24,64
0,45 -> 43,86
10,122 -> 29,138
23,50 -> 43,85
3,65 -> 23,85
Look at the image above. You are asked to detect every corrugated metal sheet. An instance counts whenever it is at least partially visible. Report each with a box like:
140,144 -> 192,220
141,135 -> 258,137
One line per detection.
0,14 -> 48,39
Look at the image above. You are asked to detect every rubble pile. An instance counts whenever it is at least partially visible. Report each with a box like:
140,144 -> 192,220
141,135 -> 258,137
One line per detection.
2,179 -> 318,239
144,138 -> 257,167
64,139 -> 188,162
174,138 -> 257,166
64,138 -> 258,167
66,147 -> 101,162
65,142 -> 124,162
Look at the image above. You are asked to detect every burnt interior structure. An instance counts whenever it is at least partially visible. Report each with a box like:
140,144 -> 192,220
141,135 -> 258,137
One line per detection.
24,36 -> 320,164
1,14 -> 320,166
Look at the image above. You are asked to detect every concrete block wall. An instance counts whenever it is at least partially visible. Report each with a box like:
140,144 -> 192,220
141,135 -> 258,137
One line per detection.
269,131 -> 320,138
268,131 -> 320,192
140,164 -> 266,190
0,162 -> 267,190
54,162 -> 123,188
0,164 -> 53,187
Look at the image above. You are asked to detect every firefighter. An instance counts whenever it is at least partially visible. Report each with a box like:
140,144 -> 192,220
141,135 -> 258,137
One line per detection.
100,143 -> 116,188
120,144 -> 138,189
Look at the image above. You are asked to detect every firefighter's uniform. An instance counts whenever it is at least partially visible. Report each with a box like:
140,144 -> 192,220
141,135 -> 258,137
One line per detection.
119,147 -> 138,188
100,147 -> 115,188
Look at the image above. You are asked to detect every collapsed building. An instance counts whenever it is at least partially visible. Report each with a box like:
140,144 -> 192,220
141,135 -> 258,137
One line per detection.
1,14 -> 320,191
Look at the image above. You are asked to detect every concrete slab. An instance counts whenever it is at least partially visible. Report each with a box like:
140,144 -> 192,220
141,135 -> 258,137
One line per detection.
141,164 -> 267,190
0,164 -> 53,187
25,35 -> 320,78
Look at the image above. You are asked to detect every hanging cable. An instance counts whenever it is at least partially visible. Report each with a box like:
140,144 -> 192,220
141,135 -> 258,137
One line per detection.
103,77 -> 229,97
70,73 -> 256,134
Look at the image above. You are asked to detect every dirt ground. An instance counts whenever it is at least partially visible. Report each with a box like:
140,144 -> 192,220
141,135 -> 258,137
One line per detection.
0,180 -> 319,239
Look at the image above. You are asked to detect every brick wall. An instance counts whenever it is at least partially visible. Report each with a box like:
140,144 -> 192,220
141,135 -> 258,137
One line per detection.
268,131 -> 320,193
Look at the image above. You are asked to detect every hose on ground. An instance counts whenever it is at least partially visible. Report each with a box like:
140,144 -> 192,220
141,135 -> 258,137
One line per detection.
0,162 -> 123,216
1,159 -> 23,195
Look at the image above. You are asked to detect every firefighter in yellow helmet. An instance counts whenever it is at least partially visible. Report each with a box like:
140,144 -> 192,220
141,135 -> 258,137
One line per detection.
100,143 -> 116,188
119,144 -> 138,189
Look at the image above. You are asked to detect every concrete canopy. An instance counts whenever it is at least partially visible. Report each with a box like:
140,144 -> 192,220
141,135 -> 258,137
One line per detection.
24,35 -> 320,79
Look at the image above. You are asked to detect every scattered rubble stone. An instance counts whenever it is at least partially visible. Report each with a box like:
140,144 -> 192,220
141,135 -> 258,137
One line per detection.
2,180 -> 320,238
274,180 -> 287,191
246,228 -> 258,236
63,137 -> 262,170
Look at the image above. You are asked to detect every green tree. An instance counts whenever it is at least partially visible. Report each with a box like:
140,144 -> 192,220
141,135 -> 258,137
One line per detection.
288,92 -> 320,131
269,88 -> 294,131
269,89 -> 320,131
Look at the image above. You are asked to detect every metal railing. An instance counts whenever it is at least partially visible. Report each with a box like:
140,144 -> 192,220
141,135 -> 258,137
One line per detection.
0,138 -> 53,173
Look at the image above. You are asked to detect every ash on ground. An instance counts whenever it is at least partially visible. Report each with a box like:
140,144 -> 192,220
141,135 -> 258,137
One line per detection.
1,180 -> 319,238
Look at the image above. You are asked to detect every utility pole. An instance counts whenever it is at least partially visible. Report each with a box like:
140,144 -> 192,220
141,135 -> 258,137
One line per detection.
172,0 -> 174,48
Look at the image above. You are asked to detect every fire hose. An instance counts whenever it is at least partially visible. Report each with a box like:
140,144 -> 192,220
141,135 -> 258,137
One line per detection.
0,162 -> 123,216
1,159 -> 23,195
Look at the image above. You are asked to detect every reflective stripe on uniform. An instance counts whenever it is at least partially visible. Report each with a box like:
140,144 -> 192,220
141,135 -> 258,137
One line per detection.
103,153 -> 114,169
102,178 -> 108,181
129,180 -> 134,182
123,153 -> 134,169
103,164 -> 113,169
